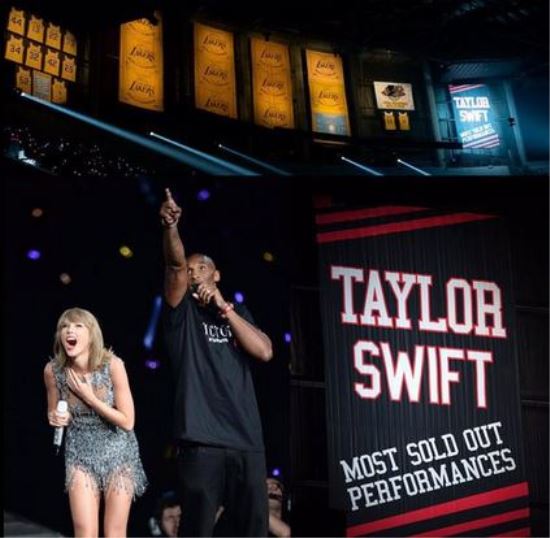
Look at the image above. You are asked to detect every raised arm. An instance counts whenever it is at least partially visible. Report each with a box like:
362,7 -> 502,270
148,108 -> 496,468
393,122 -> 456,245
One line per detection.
160,188 -> 188,307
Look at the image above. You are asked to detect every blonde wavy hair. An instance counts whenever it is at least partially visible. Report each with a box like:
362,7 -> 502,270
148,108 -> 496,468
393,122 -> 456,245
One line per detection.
53,308 -> 113,370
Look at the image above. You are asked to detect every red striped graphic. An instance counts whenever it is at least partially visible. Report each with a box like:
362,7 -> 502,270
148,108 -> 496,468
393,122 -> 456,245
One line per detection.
415,508 -> 530,537
492,527 -> 531,537
346,482 -> 529,537
449,84 -> 485,93
317,212 -> 495,244
316,206 -> 426,225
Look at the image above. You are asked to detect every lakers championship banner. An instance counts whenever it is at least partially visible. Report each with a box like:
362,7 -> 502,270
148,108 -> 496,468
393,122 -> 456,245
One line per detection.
306,49 -> 350,136
374,81 -> 415,111
251,37 -> 294,129
194,22 -> 237,118
317,206 -> 530,536
119,15 -> 164,111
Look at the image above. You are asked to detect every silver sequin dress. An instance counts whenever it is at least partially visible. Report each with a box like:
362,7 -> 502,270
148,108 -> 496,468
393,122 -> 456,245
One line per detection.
51,358 -> 147,498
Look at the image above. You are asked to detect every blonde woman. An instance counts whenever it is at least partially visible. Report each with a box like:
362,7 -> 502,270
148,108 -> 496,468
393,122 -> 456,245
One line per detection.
44,307 -> 147,537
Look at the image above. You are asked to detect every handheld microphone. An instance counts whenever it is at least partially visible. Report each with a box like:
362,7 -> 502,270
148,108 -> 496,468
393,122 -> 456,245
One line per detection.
53,400 -> 68,455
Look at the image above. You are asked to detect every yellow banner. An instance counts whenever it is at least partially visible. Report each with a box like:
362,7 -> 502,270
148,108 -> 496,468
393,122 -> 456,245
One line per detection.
5,34 -> 24,64
194,22 -> 237,118
398,111 -> 410,131
52,78 -> 67,104
8,7 -> 26,35
32,70 -> 51,101
61,54 -> 76,81
305,49 -> 350,136
25,42 -> 43,70
63,30 -> 77,56
383,111 -> 397,130
46,23 -> 62,49
16,65 -> 32,93
27,15 -> 45,42
119,15 -> 164,111
251,37 -> 294,129
44,48 -> 61,76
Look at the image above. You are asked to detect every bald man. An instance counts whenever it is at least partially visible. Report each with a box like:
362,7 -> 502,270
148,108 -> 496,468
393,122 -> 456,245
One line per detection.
160,189 -> 272,537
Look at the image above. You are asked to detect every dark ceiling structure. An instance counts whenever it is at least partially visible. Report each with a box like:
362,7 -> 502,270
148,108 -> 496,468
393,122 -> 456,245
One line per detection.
13,0 -> 549,64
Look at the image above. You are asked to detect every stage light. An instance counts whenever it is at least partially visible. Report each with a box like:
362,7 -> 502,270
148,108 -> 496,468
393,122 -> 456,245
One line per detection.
271,468 -> 281,477
19,93 -> 254,176
31,208 -> 43,218
149,131 -> 258,176
284,332 -> 292,344
59,273 -> 72,285
27,249 -> 41,260
119,245 -> 133,258
143,295 -> 162,350
263,251 -> 275,262
396,158 -> 432,176
340,156 -> 384,176
217,143 -> 291,176
234,292 -> 244,303
145,359 -> 160,370
197,189 -> 210,201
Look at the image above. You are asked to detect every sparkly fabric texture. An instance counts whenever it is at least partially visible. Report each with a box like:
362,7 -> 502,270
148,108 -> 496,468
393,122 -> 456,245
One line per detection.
51,359 -> 147,498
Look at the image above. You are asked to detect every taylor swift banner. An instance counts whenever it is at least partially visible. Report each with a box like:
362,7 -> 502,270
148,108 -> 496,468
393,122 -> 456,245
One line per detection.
316,205 -> 530,536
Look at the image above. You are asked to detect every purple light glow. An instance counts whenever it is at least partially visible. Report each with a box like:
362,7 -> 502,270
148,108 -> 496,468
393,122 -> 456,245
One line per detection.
284,332 -> 292,344
145,359 -> 160,370
27,249 -> 41,260
271,468 -> 281,477
197,189 -> 210,201
234,292 -> 244,303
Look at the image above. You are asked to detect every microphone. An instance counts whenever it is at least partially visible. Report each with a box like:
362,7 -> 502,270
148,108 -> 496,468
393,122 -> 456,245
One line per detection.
189,283 -> 221,316
53,400 -> 68,455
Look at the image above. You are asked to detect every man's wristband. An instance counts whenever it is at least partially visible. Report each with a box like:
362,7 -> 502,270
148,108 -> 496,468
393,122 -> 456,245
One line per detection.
219,302 -> 235,318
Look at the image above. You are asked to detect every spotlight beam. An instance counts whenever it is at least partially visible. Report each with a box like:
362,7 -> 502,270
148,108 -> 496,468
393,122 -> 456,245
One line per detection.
396,158 -> 432,176
340,156 -> 384,176
150,132 -> 258,176
218,143 -> 292,176
19,93 -> 256,176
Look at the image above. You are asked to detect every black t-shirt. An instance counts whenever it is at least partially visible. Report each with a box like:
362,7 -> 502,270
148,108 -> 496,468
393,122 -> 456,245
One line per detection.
163,293 -> 264,452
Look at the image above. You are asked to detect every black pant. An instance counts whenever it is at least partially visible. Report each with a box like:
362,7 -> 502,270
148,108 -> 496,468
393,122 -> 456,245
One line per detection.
176,443 -> 268,537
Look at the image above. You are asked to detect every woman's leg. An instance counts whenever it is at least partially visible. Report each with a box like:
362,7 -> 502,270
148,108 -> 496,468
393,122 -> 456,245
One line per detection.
103,473 -> 134,538
68,468 -> 101,538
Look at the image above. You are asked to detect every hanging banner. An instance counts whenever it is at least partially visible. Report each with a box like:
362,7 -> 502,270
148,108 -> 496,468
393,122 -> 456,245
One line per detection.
374,81 -> 415,111
398,111 -> 410,131
32,70 -> 51,101
194,22 -> 237,118
317,205 -> 530,536
306,49 -> 350,136
119,15 -> 164,111
27,15 -> 45,43
16,65 -> 32,94
449,84 -> 501,150
61,54 -> 76,82
25,41 -> 43,70
5,34 -> 25,64
45,23 -> 62,49
52,78 -> 67,104
44,48 -> 61,76
8,7 -> 26,35
383,111 -> 396,131
250,37 -> 294,129
63,30 -> 77,56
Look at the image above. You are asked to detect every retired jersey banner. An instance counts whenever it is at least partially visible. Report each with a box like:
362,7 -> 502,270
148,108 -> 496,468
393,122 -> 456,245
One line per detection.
306,49 -> 350,136
119,15 -> 164,111
374,81 -> 415,111
251,37 -> 294,129
194,22 -> 237,118
8,7 -> 26,35
316,206 -> 530,536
